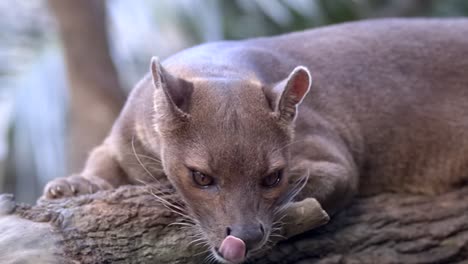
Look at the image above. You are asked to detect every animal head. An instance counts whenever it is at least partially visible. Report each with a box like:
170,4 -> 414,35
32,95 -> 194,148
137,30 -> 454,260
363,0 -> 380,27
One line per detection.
150,57 -> 311,263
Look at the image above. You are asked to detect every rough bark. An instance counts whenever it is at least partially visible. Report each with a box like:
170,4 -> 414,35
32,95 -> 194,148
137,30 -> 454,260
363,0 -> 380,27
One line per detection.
1,184 -> 467,264
48,0 -> 126,173
255,188 -> 468,264
0,184 -> 328,264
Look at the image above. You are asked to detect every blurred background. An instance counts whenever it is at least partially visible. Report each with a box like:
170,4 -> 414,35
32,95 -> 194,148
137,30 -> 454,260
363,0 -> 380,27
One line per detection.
1,0 -> 467,203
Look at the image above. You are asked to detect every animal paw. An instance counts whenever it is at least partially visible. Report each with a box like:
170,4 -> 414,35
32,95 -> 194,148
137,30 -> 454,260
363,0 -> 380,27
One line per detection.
43,175 -> 101,199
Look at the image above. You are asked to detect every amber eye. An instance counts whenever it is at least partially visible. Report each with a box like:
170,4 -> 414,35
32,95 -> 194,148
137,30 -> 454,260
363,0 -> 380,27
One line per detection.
192,170 -> 214,187
261,170 -> 283,188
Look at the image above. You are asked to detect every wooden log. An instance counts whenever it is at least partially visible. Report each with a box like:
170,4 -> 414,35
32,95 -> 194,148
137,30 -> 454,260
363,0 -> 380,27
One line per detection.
0,183 -> 467,264
0,184 -> 328,264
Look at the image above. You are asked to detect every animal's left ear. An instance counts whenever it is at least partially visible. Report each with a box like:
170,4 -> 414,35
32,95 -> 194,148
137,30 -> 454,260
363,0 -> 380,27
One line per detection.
273,66 -> 312,123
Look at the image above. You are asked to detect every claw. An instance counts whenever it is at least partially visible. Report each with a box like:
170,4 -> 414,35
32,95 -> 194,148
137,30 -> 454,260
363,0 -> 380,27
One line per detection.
43,175 -> 101,199
50,188 -> 57,198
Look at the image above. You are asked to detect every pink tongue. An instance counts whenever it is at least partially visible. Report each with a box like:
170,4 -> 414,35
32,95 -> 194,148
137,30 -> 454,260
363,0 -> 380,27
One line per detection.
219,235 -> 246,263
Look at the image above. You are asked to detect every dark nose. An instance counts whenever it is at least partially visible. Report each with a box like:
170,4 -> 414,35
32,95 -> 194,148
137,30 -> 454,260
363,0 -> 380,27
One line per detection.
226,223 -> 265,251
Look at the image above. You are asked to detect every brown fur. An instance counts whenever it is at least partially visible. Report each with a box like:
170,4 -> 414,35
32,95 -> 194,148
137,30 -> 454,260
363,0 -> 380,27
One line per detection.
44,18 -> 468,262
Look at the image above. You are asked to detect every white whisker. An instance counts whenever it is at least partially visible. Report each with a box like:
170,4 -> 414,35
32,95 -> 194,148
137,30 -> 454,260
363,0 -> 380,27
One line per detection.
131,136 -> 163,184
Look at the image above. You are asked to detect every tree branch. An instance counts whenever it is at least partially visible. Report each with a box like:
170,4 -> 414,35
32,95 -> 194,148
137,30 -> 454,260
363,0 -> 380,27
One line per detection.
0,184 -> 328,264
48,0 -> 126,172
1,184 -> 467,264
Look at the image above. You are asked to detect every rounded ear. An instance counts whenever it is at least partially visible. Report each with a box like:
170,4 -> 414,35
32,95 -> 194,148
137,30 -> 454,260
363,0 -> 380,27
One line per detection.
274,66 -> 312,123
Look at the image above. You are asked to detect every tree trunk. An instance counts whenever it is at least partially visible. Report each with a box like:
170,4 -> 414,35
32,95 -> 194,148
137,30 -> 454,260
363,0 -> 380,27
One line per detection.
0,183 -> 467,264
48,0 -> 126,173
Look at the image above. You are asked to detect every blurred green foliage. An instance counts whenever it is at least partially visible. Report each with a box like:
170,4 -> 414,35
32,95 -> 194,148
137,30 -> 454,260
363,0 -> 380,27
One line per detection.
1,0 -> 468,203
175,0 -> 468,43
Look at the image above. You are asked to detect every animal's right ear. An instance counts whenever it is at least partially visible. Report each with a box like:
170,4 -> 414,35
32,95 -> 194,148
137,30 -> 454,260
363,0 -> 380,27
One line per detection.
150,57 -> 193,130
